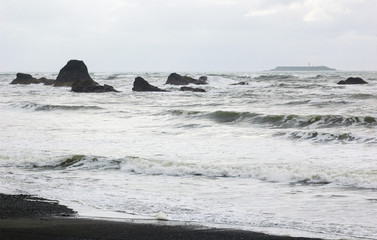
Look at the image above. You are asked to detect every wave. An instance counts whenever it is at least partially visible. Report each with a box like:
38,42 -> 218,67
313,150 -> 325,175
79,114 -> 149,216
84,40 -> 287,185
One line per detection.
350,93 -> 377,100
15,102 -> 103,111
170,110 -> 377,128
308,100 -> 351,107
107,74 -> 119,80
254,75 -> 297,80
34,155 -> 121,170
106,74 -> 127,80
29,155 -> 377,189
276,83 -> 326,89
306,75 -> 325,79
208,111 -> 258,123
277,131 -> 377,144
284,100 -> 312,105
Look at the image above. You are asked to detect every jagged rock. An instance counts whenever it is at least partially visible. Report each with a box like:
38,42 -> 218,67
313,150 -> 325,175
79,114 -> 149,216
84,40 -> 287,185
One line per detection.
180,87 -> 206,92
231,82 -> 249,85
10,73 -> 54,85
132,77 -> 167,92
55,60 -> 118,92
337,77 -> 368,85
166,73 -> 208,85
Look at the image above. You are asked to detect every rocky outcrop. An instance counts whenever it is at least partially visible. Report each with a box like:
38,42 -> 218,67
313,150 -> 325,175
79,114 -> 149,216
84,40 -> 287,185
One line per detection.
166,73 -> 208,85
72,81 -> 118,93
54,60 -> 89,87
180,86 -> 206,92
39,78 -> 55,85
132,77 -> 167,92
55,60 -> 118,92
337,77 -> 368,85
10,73 -> 54,85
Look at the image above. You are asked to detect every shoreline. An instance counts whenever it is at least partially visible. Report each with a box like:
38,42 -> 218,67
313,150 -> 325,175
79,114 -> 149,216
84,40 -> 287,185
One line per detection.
0,193 -> 323,240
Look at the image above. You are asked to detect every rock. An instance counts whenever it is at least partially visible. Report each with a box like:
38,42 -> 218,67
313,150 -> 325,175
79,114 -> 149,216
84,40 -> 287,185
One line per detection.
10,73 -> 54,85
39,77 -> 55,85
166,73 -> 191,85
231,82 -> 248,85
337,77 -> 368,85
180,87 -> 206,92
11,73 -> 38,84
166,73 -> 208,85
72,80 -> 118,93
55,60 -> 118,92
199,76 -> 208,82
71,78 -> 118,93
11,73 -> 35,84
132,77 -> 167,92
54,60 -> 91,87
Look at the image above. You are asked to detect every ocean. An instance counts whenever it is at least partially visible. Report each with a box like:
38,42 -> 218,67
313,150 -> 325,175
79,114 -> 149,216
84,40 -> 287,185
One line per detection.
0,71 -> 376,239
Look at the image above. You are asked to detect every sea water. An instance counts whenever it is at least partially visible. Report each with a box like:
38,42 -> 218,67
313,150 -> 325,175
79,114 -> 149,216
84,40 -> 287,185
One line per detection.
0,71 -> 376,239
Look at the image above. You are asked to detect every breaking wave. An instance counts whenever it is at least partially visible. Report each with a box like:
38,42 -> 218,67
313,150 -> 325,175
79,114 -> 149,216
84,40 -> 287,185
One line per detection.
170,110 -> 377,128
277,131 -> 377,143
14,102 -> 103,111
254,75 -> 296,80
28,155 -> 377,190
350,93 -> 377,100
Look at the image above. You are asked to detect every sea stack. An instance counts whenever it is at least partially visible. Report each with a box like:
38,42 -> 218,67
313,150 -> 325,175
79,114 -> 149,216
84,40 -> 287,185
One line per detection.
54,60 -> 89,87
166,73 -> 208,85
132,77 -> 167,92
55,60 -> 118,92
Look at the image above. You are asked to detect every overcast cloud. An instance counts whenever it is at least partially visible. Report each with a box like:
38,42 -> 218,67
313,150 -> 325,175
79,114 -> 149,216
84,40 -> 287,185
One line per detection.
1,0 -> 376,71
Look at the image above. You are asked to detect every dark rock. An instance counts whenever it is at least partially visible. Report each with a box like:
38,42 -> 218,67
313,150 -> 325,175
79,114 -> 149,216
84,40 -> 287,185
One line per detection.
166,73 -> 191,85
10,73 -> 54,85
13,73 -> 34,83
54,60 -> 90,87
337,77 -> 368,85
132,77 -> 167,92
72,81 -> 118,93
180,87 -> 206,92
231,82 -> 249,85
55,60 -> 118,92
71,79 -> 118,93
166,73 -> 208,85
40,77 -> 55,85
71,76 -> 97,92
199,76 -> 208,82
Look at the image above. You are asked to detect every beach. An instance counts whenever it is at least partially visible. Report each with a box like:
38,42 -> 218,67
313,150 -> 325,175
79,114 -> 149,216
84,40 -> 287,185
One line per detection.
0,193 -> 322,240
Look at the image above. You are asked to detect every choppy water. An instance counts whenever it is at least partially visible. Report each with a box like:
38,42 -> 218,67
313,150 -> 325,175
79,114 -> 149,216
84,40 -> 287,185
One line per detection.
0,71 -> 376,239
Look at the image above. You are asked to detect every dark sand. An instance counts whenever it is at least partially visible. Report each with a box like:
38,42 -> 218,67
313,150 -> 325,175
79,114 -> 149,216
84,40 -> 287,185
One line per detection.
0,193 -> 323,240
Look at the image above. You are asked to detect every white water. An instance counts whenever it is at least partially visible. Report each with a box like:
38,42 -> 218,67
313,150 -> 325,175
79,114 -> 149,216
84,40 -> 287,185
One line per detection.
0,71 -> 376,239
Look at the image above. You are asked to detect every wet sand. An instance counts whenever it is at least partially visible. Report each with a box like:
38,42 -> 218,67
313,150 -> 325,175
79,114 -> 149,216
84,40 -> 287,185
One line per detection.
0,193 -> 322,240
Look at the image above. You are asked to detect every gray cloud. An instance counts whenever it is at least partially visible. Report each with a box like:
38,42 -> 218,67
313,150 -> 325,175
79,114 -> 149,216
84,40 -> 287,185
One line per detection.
1,0 -> 376,71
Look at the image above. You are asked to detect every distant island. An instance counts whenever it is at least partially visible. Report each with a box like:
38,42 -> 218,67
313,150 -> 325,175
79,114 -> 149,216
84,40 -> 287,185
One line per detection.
271,66 -> 336,71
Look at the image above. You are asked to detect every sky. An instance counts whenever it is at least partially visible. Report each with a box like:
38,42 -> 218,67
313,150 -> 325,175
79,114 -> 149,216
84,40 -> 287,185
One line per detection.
1,0 -> 376,72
